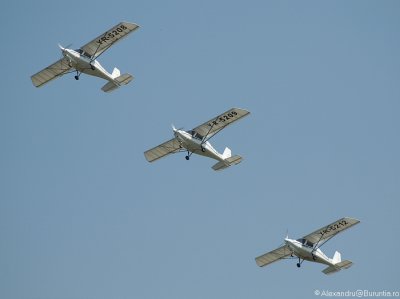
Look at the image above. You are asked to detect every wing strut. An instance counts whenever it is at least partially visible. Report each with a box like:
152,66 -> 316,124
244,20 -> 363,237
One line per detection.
200,117 -> 227,144
90,35 -> 112,61
201,121 -> 217,143
311,225 -> 337,253
91,39 -> 103,60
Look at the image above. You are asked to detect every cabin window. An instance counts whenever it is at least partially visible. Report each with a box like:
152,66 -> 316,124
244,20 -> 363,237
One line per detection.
195,133 -> 204,140
188,131 -> 203,140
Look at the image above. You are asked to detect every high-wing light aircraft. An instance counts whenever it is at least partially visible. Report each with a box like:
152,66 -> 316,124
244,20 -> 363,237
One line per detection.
31,22 -> 139,92
144,108 -> 250,171
255,217 -> 360,275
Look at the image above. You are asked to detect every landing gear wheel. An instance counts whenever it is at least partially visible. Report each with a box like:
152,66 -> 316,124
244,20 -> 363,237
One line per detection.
90,65 -> 95,71
297,263 -> 301,268
185,156 -> 189,161
201,147 -> 206,152
74,75 -> 79,80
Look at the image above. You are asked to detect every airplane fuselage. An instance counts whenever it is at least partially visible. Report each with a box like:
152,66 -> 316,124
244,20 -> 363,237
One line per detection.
61,48 -> 114,82
285,238 -> 334,267
173,129 -> 225,162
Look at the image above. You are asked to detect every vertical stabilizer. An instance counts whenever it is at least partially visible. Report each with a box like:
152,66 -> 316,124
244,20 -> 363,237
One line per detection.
332,251 -> 341,264
222,147 -> 232,159
111,67 -> 121,79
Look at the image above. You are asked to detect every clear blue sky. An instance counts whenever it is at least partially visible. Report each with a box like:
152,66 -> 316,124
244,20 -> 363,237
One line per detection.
1,1 -> 399,298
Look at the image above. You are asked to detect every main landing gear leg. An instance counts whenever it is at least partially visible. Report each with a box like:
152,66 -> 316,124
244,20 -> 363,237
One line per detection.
185,151 -> 192,160
74,70 -> 80,80
297,257 -> 303,268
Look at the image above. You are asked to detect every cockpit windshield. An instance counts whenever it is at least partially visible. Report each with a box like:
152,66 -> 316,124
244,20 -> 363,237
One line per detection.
297,238 -> 314,248
75,49 -> 92,59
188,130 -> 204,141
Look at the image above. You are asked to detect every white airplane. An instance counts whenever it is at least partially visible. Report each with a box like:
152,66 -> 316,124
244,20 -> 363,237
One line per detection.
255,217 -> 360,275
31,22 -> 139,92
144,108 -> 250,171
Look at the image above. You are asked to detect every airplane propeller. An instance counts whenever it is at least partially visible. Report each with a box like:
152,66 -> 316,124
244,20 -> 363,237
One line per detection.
58,43 -> 72,55
171,124 -> 184,132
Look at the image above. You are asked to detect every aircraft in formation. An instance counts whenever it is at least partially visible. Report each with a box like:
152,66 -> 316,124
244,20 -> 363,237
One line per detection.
144,108 -> 250,171
30,22 -> 361,275
31,22 -> 139,92
255,217 -> 360,275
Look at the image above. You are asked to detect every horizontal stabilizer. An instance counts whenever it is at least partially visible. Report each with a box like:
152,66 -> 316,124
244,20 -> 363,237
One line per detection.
115,73 -> 133,85
322,260 -> 353,275
336,260 -> 353,269
212,155 -> 242,171
101,81 -> 119,93
101,74 -> 133,92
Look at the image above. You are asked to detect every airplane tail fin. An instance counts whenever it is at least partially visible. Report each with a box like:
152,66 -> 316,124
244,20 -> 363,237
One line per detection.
222,147 -> 232,159
322,251 -> 353,275
101,73 -> 134,93
332,251 -> 341,264
212,152 -> 243,171
111,67 -> 121,78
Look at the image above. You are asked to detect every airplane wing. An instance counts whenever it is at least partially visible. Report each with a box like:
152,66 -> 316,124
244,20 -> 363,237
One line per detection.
144,138 -> 182,162
80,22 -> 139,59
31,57 -> 72,87
191,107 -> 250,140
255,245 -> 292,267
302,217 -> 360,245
